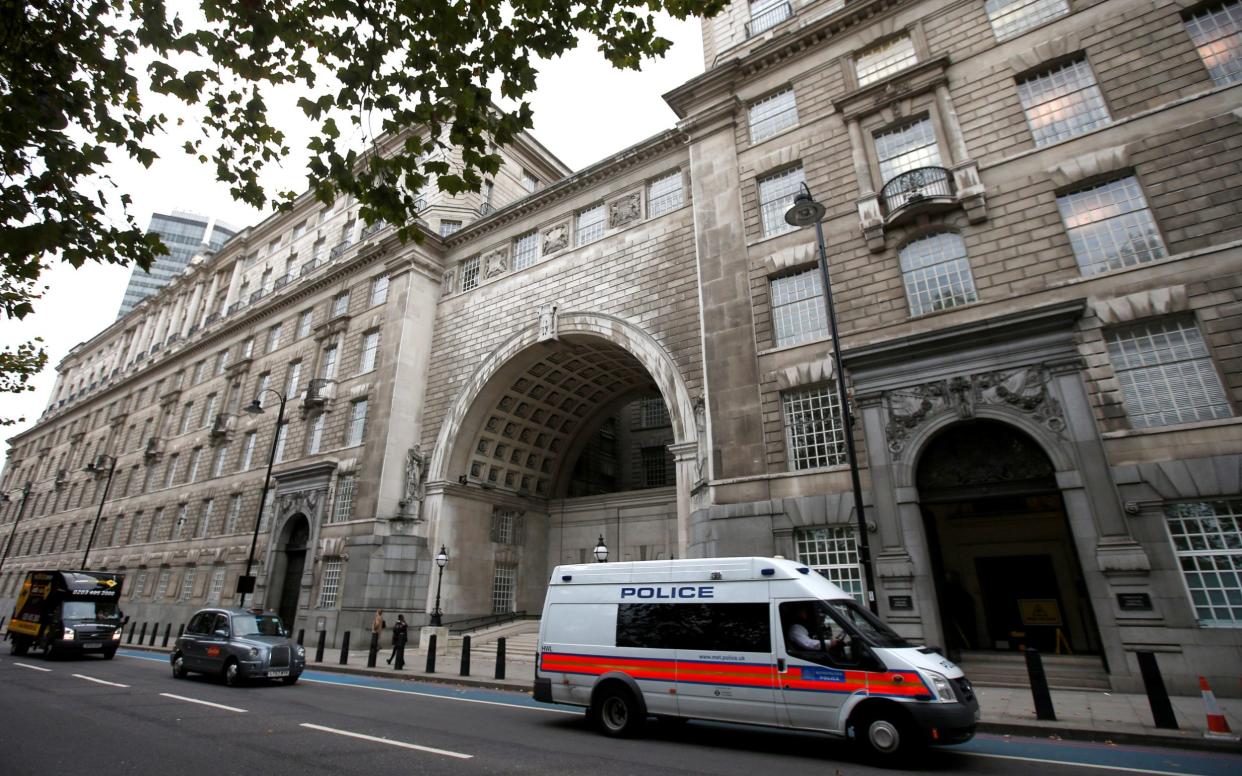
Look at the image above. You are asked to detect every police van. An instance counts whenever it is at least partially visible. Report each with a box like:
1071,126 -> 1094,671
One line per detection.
534,557 -> 978,759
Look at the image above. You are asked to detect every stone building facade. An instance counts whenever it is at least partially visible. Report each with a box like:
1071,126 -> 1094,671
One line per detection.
3,0 -> 1241,694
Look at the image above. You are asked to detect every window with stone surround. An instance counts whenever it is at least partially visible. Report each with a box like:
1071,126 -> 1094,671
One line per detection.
855,34 -> 918,87
513,231 -> 539,270
287,361 -> 302,398
1185,1 -> 1242,85
1165,500 -> 1242,626
576,203 -> 606,245
1105,317 -> 1232,428
984,0 -> 1069,41
225,494 -> 242,534
359,331 -> 380,374
347,399 -> 368,447
308,413 -> 326,454
154,568 -> 171,599
172,503 -> 188,539
198,499 -> 214,537
206,567 -> 226,605
178,567 -> 196,601
492,564 -> 517,613
521,169 -> 540,193
321,344 -> 338,380
163,453 -> 180,488
899,232 -> 978,316
1056,176 -> 1165,275
187,447 -> 203,483
267,324 -> 282,353
795,527 -> 864,602
641,446 -> 669,487
317,558 -> 343,608
297,309 -> 313,338
875,117 -> 941,185
749,88 -> 799,143
749,0 -> 793,36
637,397 -> 670,429
491,508 -> 520,545
241,431 -> 257,470
332,474 -> 356,523
332,291 -> 350,318
440,219 -> 462,237
273,421 -> 288,463
770,268 -> 829,347
371,274 -> 390,306
647,170 -> 684,217
1017,58 -> 1111,147
201,393 -> 218,427
757,166 -> 805,238
781,384 -> 846,470
460,256 -> 481,291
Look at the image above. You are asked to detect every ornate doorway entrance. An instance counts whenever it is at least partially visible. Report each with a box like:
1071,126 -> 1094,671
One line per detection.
269,514 -> 309,631
917,420 -> 1101,656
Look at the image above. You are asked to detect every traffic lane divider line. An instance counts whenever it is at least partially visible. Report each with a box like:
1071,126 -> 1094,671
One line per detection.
300,675 -> 580,715
13,662 -> 52,672
299,722 -> 473,759
960,751 -> 1213,776
159,692 -> 247,713
73,673 -> 130,688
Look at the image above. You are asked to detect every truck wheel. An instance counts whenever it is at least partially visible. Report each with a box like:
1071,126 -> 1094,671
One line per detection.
9,636 -> 29,656
223,659 -> 242,687
851,708 -> 918,761
593,686 -> 644,738
172,653 -> 188,679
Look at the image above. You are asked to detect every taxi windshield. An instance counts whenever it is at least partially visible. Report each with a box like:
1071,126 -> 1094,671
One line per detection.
61,600 -> 120,621
824,599 -> 909,648
232,614 -> 287,637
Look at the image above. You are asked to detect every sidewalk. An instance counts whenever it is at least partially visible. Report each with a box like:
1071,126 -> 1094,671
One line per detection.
121,641 -> 1241,752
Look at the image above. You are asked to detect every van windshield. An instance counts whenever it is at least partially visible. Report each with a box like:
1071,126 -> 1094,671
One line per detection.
824,599 -> 909,648
61,601 -> 120,621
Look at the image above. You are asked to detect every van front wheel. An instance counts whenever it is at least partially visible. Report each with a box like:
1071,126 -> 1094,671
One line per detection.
593,687 -> 643,738
851,708 -> 918,761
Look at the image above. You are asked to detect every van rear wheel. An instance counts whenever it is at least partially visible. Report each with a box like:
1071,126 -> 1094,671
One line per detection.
593,687 -> 643,738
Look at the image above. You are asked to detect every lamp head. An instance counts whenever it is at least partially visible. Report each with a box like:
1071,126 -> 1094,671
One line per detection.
244,399 -> 264,415
436,545 -> 448,568
784,187 -> 826,227
593,534 -> 608,563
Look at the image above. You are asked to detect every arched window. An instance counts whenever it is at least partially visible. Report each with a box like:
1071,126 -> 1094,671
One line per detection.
898,232 -> 978,316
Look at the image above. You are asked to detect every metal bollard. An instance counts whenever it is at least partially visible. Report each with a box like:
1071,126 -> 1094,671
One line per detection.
148,622 -> 159,646
367,632 -> 379,668
495,636 -> 506,680
297,629 -> 304,646
314,630 -> 326,663
137,622 -> 147,644
1024,648 -> 1056,721
128,622 -> 137,644
339,631 -> 351,665
1136,651 -> 1178,729
425,633 -> 437,673
459,635 -> 471,677
161,623 -> 172,648
177,623 -> 185,638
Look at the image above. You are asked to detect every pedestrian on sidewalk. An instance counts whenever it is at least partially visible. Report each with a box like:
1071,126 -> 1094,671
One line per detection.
389,614 -> 407,670
372,609 -> 386,638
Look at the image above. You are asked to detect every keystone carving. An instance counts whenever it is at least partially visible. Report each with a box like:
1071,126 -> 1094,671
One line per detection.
538,303 -> 560,342
542,223 -> 568,255
608,192 -> 641,228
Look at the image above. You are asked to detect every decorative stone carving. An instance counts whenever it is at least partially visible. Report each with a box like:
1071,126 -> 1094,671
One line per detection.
608,193 -> 641,228
483,248 -> 508,278
774,358 -> 834,390
398,445 -> 427,520
542,223 -> 568,255
884,366 -> 1066,453
538,303 -> 560,342
277,488 -> 323,523
1091,286 -> 1188,325
441,268 -> 456,296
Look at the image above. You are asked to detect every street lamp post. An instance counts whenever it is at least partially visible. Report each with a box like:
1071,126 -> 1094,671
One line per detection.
82,455 -> 118,569
593,534 -> 608,563
0,482 -> 32,577
240,389 -> 288,608
784,183 -> 879,614
430,545 -> 448,626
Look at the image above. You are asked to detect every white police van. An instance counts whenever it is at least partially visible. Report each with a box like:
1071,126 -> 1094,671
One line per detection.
534,557 -> 978,758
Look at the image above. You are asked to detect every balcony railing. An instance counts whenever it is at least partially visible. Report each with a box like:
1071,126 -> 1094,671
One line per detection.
361,220 -> 387,239
273,273 -> 291,290
879,167 -> 956,220
303,378 -> 336,406
301,260 -> 320,276
747,1 -> 792,37
250,288 -> 267,304
329,239 -> 353,260
227,300 -> 245,314
210,413 -> 236,438
478,202 -> 493,217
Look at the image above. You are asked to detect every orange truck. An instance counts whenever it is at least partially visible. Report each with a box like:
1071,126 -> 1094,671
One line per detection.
7,570 -> 125,659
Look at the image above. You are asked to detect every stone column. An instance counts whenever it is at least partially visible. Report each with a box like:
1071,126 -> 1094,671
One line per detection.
223,261 -> 244,311
152,303 -> 171,345
185,282 -> 205,334
125,323 -> 143,364
669,441 -> 699,557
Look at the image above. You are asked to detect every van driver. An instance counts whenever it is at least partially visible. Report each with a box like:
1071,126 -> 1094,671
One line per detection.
786,602 -> 843,653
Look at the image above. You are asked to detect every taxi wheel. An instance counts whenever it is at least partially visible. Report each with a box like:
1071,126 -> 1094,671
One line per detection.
594,686 -> 643,738
172,654 -> 188,679
223,659 -> 242,687
281,674 -> 299,686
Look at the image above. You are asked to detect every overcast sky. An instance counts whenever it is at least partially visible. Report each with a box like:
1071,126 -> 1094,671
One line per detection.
0,16 -> 704,469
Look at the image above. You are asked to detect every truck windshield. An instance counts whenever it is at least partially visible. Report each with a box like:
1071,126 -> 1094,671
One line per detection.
824,599 -> 909,648
61,601 -> 120,621
232,614 -> 287,637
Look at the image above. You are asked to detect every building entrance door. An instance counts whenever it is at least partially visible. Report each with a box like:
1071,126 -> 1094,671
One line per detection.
271,514 -> 309,632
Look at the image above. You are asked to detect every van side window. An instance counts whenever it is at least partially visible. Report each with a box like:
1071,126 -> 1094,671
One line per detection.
617,603 -> 771,652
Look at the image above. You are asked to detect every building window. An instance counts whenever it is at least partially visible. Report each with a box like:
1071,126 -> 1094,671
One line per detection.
242,337 -> 255,359
332,291 -> 350,318
647,170 -> 684,217
133,569 -> 148,598
439,219 -> 462,237
781,384 -> 846,470
287,361 -> 302,398
332,474 -> 356,523
370,274 -> 389,306
491,508 -> 519,545
200,394 -> 218,428
198,499 -> 215,537
192,360 -> 207,384
273,422 -> 288,463
875,117 -> 941,184
513,231 -> 539,271
491,564 -> 517,614
795,527 -> 864,602
186,448 -> 203,483
155,568 -> 171,599
215,349 -> 230,374
297,309 -> 313,338
576,203 -> 606,244
638,397 -> 670,429
1185,1 -> 1242,86
318,558 -> 343,608
521,169 -> 540,193
225,494 -> 243,534
985,0 -> 1069,40
178,402 -> 194,435
1165,500 -> 1242,626
179,567 -> 196,601
241,431 -> 257,470
359,331 -> 380,374
749,88 -> 799,143
856,34 -> 918,87
1017,58 -> 1110,147
163,454 -> 180,488
267,324 -> 282,353
1056,176 -> 1166,275
206,567 -> 226,605
308,413 -> 326,454
211,445 -> 229,477
749,0 -> 793,35
172,503 -> 188,539
1106,318 -> 1232,428
149,508 -> 166,542
460,256 -> 481,292
346,399 -> 368,447
757,166 -> 805,238
770,268 -> 829,347
899,232 -> 978,316
321,345 -> 338,380
641,447 -> 669,487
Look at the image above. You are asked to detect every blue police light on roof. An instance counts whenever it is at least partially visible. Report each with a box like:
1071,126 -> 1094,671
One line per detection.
761,568 -> 775,576
561,575 -> 572,582
797,567 -> 810,574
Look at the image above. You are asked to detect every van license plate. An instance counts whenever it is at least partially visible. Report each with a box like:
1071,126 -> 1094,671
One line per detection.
83,642 -> 102,649
268,669 -> 289,678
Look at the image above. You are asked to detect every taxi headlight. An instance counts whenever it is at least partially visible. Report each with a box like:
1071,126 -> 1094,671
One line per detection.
249,647 -> 260,658
62,627 -> 76,640
295,645 -> 305,657
924,671 -> 957,702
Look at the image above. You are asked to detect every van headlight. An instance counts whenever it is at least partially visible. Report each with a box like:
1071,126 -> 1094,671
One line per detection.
924,671 -> 957,702
62,627 -> 75,641
112,629 -> 122,640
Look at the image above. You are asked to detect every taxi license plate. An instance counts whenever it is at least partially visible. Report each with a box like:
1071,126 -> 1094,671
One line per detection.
268,669 -> 289,678
82,642 -> 103,649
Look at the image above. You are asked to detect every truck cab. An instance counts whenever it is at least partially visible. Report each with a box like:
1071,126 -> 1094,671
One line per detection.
7,570 -> 126,659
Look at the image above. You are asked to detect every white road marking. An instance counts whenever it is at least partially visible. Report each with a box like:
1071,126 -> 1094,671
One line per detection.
159,693 -> 247,713
299,722 -> 472,759
13,662 -> 51,672
961,751 -> 1206,775
73,673 -> 130,688
300,676 -> 579,715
